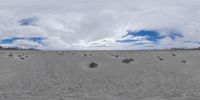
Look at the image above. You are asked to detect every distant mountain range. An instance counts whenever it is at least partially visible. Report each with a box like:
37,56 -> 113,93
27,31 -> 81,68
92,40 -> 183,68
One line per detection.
0,46 -> 200,51
0,46 -> 38,50
171,47 -> 200,50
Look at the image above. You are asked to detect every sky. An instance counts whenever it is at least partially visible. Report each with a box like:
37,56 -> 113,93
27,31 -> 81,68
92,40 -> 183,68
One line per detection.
0,0 -> 200,50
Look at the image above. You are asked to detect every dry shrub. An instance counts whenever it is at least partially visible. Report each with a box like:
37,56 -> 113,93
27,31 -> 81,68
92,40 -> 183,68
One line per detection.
89,62 -> 98,68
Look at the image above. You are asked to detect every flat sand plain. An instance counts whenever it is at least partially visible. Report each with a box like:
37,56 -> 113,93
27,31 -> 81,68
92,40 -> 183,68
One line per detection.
0,50 -> 200,100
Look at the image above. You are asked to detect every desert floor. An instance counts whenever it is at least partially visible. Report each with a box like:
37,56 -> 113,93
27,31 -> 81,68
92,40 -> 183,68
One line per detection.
0,50 -> 200,100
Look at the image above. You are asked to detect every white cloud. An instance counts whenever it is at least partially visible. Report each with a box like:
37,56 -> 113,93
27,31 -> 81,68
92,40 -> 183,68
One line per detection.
0,0 -> 199,49
0,39 -> 44,49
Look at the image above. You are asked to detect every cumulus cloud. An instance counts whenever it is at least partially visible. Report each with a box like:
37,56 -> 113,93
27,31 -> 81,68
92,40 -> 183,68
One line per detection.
0,0 -> 199,49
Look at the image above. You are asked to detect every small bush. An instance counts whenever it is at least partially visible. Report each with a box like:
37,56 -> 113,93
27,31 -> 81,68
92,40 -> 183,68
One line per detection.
122,58 -> 134,63
8,54 -> 13,57
129,59 -> 134,62
172,53 -> 176,56
20,57 -> 25,60
89,62 -> 98,68
157,56 -> 164,61
111,55 -> 119,58
181,60 -> 187,63
122,59 -> 130,63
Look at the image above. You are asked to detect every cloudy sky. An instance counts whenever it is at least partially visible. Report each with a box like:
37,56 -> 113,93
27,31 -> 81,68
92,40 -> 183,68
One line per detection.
0,0 -> 199,50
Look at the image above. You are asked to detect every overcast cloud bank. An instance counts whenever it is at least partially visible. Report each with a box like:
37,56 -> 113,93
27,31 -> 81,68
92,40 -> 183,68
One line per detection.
0,0 -> 199,50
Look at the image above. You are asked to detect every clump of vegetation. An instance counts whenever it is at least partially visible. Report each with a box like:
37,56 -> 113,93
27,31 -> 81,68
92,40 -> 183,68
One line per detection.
181,60 -> 187,63
83,54 -> 87,56
122,59 -> 130,63
18,55 -> 21,57
16,54 -> 26,60
115,55 -> 119,58
172,53 -> 176,56
20,57 -> 25,60
129,58 -> 134,62
8,53 -> 13,57
89,62 -> 98,68
122,58 -> 134,63
157,56 -> 164,61
110,54 -> 119,58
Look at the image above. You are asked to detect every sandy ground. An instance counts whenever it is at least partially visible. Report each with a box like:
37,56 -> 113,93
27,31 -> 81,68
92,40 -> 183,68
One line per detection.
0,50 -> 200,100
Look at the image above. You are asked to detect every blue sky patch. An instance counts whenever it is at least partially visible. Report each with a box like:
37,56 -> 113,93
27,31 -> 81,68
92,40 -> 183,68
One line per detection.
118,30 -> 184,45
18,17 -> 38,26
122,30 -> 165,43
0,37 -> 45,45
